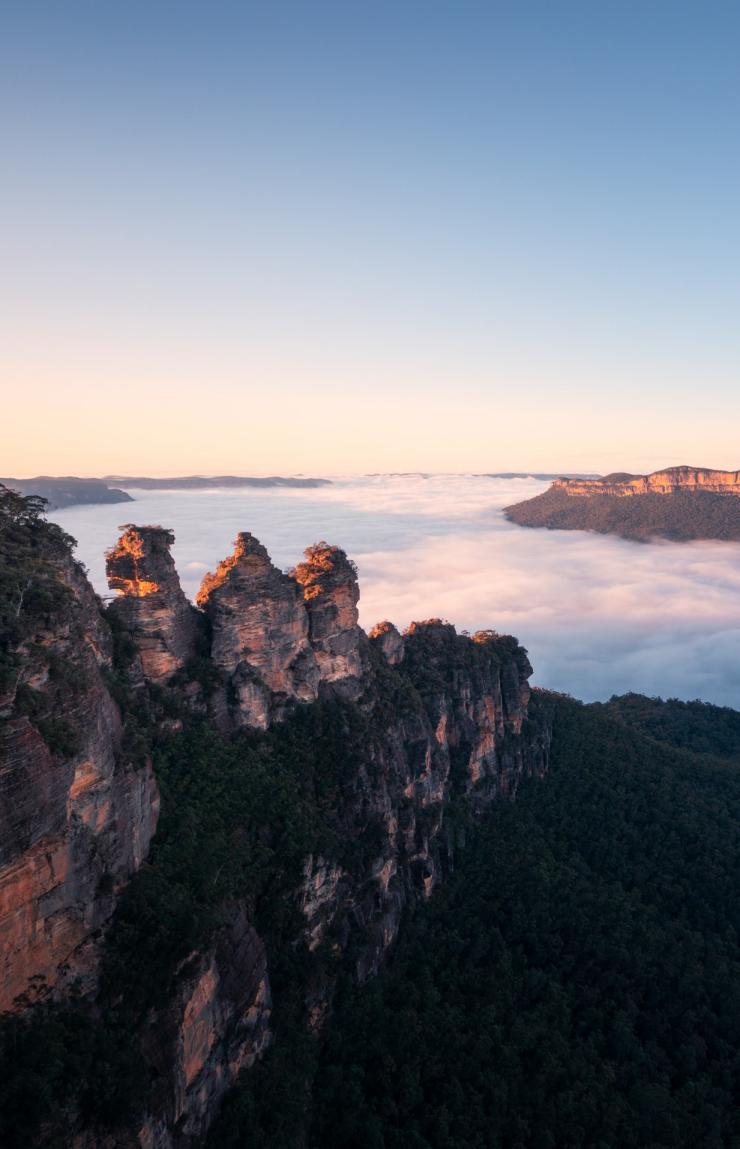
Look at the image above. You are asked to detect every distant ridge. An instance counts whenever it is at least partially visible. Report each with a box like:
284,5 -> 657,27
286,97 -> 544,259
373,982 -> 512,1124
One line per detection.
0,476 -> 133,511
103,475 -> 331,490
505,466 -> 740,542
1,474 -> 331,510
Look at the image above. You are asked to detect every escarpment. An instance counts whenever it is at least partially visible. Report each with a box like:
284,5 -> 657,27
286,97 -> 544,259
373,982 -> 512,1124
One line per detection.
0,507 -> 158,1014
506,465 -> 740,542
552,465 -> 740,497
1,501 -> 551,1149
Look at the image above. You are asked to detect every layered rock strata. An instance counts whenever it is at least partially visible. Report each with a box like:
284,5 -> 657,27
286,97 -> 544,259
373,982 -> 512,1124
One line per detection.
196,532 -> 320,729
293,542 -> 366,698
106,526 -> 199,684
0,538 -> 159,1013
553,465 -> 740,497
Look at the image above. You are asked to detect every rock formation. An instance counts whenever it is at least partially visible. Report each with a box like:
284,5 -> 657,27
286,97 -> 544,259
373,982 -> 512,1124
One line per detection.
0,528 -> 158,1013
293,542 -> 366,697
196,532 -> 320,728
505,465 -> 740,542
551,465 -> 740,497
368,620 -> 405,666
106,525 -> 200,684
1,507 -> 551,1147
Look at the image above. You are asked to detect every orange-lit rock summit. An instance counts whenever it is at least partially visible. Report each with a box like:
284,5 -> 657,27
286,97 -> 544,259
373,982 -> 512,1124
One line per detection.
106,525 -> 200,683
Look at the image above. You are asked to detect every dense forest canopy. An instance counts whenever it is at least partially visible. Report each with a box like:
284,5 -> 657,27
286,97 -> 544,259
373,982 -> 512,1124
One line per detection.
213,693 -> 740,1149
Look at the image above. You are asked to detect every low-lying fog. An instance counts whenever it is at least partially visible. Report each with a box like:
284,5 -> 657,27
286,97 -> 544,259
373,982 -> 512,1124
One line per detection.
53,475 -> 740,708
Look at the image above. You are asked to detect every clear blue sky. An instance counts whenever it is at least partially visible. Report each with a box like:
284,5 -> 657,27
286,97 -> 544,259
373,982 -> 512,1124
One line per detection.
3,1 -> 739,475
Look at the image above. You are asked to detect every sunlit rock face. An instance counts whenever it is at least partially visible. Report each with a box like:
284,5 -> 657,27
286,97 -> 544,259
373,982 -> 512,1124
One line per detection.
135,910 -> 272,1148
106,525 -> 199,684
554,465 -> 740,497
0,545 -> 158,1013
368,620 -> 405,666
293,542 -> 366,698
196,532 -> 319,729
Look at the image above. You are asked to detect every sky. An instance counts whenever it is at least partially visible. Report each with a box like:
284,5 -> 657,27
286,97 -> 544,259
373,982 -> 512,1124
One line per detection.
2,1 -> 739,477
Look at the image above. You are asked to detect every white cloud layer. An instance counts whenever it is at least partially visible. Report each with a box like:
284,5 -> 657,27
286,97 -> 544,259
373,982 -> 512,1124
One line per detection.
53,476 -> 740,708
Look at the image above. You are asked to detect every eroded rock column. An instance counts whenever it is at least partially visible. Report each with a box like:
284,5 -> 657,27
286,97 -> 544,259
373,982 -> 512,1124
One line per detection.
106,525 -> 199,684
196,532 -> 319,728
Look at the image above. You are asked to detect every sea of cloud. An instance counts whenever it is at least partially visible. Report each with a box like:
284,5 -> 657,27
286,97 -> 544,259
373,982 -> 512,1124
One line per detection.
53,474 -> 740,707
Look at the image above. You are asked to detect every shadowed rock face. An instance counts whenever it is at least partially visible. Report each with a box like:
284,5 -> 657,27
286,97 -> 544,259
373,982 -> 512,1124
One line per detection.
293,542 -> 366,698
0,543 -> 158,1013
369,620 -> 405,666
106,526 -> 199,684
196,533 -> 320,729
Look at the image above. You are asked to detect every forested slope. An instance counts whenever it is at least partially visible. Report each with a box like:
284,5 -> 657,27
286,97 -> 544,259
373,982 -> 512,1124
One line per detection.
292,693 -> 740,1149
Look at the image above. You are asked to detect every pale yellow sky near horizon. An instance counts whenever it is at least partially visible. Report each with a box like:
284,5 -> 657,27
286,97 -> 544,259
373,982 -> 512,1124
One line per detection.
3,360 -> 738,478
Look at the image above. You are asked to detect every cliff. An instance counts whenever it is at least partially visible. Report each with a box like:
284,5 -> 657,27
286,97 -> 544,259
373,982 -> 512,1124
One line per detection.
0,499 -> 550,1148
106,526 -> 201,685
505,465 -> 740,542
552,465 -> 740,497
0,496 -> 158,1014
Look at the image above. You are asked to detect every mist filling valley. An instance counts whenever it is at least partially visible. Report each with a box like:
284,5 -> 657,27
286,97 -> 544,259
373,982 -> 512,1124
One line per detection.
52,473 -> 740,708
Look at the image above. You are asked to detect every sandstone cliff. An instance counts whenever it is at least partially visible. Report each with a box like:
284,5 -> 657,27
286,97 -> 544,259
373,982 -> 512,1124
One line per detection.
0,511 -> 158,1014
195,532 -> 319,729
106,526 -> 200,685
506,466 -> 740,542
552,465 -> 740,497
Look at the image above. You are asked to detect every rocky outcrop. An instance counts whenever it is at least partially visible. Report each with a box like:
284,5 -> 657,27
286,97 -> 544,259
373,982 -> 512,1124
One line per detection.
194,537 -> 367,728
294,619 -> 548,990
0,538 -> 159,1013
553,465 -> 740,497
137,911 -> 271,1149
368,620 -> 404,666
293,543 -> 366,698
505,466 -> 740,542
106,526 -> 199,684
196,533 -> 319,729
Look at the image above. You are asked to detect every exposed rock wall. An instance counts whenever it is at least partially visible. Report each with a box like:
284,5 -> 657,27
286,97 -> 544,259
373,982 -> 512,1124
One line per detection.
293,542 -> 366,697
106,526 -> 200,684
196,532 -> 319,729
554,465 -> 740,497
0,544 -> 159,1013
137,911 -> 271,1149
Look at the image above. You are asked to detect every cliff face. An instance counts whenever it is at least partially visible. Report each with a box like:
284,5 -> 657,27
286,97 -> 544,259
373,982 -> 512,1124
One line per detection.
137,910 -> 272,1148
106,526 -> 200,685
506,466 -> 740,542
293,542 -> 365,697
2,508 -> 550,1148
0,525 -> 158,1014
553,465 -> 740,497
193,536 -> 366,728
125,611 -> 547,1148
195,532 -> 320,729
